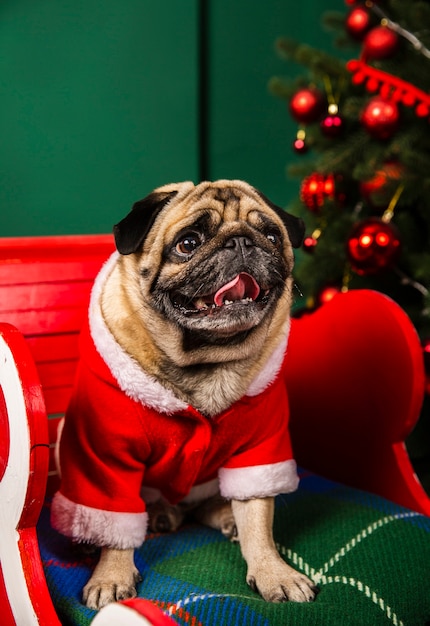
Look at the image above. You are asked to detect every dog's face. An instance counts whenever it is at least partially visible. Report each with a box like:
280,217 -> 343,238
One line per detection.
112,180 -> 304,365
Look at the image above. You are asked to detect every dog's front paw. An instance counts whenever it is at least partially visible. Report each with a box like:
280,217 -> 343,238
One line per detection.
247,559 -> 318,603
147,501 -> 185,533
83,567 -> 142,610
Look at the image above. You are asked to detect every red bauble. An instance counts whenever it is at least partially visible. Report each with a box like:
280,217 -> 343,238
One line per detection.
345,7 -> 372,40
423,338 -> 430,395
347,217 -> 401,275
320,113 -> 343,136
363,25 -> 399,59
360,97 -> 399,139
318,284 -> 341,305
303,235 -> 318,253
289,87 -> 325,124
423,338 -> 430,370
293,137 -> 308,153
359,161 -> 404,205
300,173 -> 336,211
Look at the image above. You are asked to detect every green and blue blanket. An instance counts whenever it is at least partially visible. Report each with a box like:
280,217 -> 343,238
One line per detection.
38,471 -> 430,626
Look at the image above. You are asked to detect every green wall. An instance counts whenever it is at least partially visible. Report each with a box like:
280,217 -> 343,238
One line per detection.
206,0 -> 345,207
0,0 -> 199,235
1,0 -> 344,236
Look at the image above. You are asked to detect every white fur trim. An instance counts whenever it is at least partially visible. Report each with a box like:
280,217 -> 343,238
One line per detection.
51,492 -> 148,549
245,323 -> 290,396
218,460 -> 299,500
89,253 -> 290,412
89,253 -> 188,414
181,478 -> 220,504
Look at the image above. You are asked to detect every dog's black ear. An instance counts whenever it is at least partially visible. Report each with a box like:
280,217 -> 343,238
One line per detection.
256,190 -> 305,249
277,210 -> 306,249
113,190 -> 178,255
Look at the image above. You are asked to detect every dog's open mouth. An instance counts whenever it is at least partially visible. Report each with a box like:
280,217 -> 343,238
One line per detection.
172,273 -> 271,315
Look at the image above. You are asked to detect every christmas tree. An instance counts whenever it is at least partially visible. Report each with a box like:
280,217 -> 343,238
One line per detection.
270,0 -> 430,489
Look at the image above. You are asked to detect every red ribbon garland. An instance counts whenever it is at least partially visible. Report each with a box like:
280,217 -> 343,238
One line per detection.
347,59 -> 430,119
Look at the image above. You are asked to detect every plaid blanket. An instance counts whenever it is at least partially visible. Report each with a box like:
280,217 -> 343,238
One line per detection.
38,471 -> 430,626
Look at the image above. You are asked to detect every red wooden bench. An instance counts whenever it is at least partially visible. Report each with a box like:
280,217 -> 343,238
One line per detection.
0,234 -> 428,625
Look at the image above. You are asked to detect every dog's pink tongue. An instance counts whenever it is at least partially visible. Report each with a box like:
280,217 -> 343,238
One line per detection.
214,273 -> 260,306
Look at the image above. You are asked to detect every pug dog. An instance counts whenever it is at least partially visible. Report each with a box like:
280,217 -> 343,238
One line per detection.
51,179 -> 318,610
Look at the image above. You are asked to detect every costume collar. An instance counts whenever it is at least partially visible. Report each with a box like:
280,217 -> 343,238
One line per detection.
89,252 -> 289,413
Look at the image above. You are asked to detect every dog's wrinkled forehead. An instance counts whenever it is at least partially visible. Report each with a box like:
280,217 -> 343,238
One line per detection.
188,183 -> 251,217
113,180 -> 305,255
170,183 -> 271,227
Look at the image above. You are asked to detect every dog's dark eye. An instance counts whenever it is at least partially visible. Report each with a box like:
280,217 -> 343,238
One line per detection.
266,231 -> 282,249
175,233 -> 202,255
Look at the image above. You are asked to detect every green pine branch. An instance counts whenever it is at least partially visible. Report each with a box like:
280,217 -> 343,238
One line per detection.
272,1 -> 430,342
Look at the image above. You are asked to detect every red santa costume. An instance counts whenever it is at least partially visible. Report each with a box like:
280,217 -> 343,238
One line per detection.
51,253 -> 299,550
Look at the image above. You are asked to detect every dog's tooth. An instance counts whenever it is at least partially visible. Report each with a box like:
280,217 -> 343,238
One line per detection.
194,298 -> 209,310
211,296 -> 258,308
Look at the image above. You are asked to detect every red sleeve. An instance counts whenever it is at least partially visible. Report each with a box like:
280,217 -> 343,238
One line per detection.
218,373 -> 298,500
58,329 -> 150,515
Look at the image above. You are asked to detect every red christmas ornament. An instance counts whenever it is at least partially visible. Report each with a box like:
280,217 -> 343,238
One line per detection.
347,59 -> 430,120
320,113 -> 343,137
293,137 -> 308,153
289,87 -> 325,124
345,7 -> 372,40
423,338 -> 430,370
359,161 -> 404,206
293,129 -> 308,154
347,217 -> 401,275
423,338 -> 430,395
318,284 -> 341,305
300,173 -> 336,211
360,96 -> 399,139
303,235 -> 318,253
363,25 -> 399,60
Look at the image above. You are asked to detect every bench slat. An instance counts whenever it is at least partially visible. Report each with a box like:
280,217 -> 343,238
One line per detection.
1,309 -> 88,337
0,260 -> 111,285
25,334 -> 80,363
0,281 -> 93,313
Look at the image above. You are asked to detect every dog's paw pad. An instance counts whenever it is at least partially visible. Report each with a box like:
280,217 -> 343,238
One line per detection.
147,502 -> 184,533
221,519 -> 238,541
152,513 -> 173,533
83,582 -> 137,610
247,565 -> 318,604
281,579 -> 319,603
83,568 -> 141,611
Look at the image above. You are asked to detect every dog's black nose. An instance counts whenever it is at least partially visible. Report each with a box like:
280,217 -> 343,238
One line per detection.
224,236 -> 254,252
